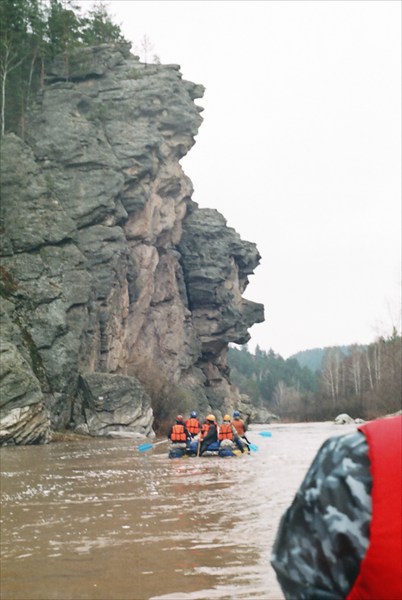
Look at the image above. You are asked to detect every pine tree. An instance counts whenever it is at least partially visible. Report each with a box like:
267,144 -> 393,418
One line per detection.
80,2 -> 128,47
0,0 -> 129,136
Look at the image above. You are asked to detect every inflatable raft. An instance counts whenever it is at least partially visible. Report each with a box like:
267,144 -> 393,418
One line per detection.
168,439 -> 249,459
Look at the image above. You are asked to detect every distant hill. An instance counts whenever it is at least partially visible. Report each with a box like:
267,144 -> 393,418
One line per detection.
289,345 -> 365,372
289,348 -> 325,372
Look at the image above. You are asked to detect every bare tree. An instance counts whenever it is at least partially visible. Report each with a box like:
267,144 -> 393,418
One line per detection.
321,348 -> 342,406
350,345 -> 362,397
0,38 -> 24,137
365,349 -> 374,390
372,338 -> 382,384
140,34 -> 154,67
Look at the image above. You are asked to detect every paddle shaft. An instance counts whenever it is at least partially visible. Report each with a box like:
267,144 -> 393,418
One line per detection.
153,439 -> 170,447
137,439 -> 169,452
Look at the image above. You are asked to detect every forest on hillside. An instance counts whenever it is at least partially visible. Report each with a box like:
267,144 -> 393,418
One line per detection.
0,0 -> 129,137
228,328 -> 401,422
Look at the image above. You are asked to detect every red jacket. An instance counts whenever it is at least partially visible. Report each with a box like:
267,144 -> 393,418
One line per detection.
347,416 -> 402,600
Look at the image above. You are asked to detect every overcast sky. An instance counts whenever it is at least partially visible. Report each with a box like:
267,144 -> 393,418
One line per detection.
80,1 -> 401,358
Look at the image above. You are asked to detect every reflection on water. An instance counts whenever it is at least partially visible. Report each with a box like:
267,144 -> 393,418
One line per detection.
0,422 -> 357,600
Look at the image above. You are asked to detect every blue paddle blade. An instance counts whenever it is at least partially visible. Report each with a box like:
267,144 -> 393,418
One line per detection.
258,431 -> 272,437
249,443 -> 259,452
137,443 -> 153,452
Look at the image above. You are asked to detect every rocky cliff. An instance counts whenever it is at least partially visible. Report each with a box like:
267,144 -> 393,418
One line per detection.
0,45 -> 264,445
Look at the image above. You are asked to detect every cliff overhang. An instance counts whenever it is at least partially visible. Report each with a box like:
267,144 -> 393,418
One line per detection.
0,45 -> 264,445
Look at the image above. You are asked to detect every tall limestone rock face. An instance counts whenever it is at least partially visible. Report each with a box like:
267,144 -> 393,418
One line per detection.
0,45 -> 264,445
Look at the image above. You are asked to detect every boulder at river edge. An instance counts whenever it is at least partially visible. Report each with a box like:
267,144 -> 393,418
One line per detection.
0,45 -> 264,445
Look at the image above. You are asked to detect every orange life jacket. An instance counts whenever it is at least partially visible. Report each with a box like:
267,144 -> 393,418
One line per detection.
219,423 -> 234,441
170,423 -> 187,442
232,418 -> 245,436
346,416 -> 402,600
201,422 -> 210,439
186,417 -> 200,436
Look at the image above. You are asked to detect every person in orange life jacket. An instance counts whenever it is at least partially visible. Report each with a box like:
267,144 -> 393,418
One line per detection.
200,418 -> 210,438
199,414 -> 218,455
271,415 -> 402,600
185,411 -> 201,438
168,415 -> 190,447
232,410 -> 250,450
219,415 -> 245,453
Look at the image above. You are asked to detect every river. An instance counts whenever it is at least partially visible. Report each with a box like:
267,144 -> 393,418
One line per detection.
0,421 -> 357,600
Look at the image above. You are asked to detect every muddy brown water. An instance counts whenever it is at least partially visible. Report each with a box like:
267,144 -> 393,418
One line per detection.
0,422 -> 356,600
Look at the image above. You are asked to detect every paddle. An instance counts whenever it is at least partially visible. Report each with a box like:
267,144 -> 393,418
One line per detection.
137,439 -> 169,453
258,431 -> 272,437
248,442 -> 259,452
241,434 -> 258,453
